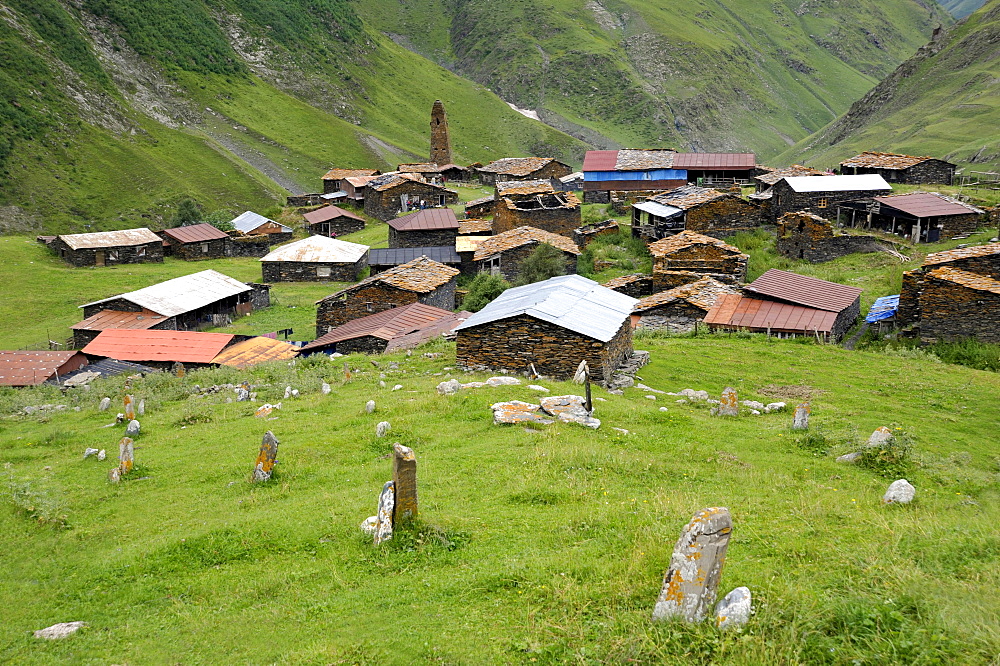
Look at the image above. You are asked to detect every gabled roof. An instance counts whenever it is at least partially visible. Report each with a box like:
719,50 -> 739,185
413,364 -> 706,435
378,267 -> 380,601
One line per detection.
648,185 -> 731,210
633,200 -> 684,218
260,235 -> 369,263
841,151 -> 950,169
926,266 -> 1000,295
80,270 -> 253,318
633,277 -> 739,313
302,205 -> 365,225
465,195 -> 495,207
755,165 -> 828,186
397,163 -> 441,173
322,168 -> 379,180
368,173 -> 455,193
744,269 -> 862,312
497,179 -> 555,196
473,226 -> 580,260
82,329 -> 235,364
211,337 -> 299,369
648,230 -> 744,258
922,242 -> 1000,267
456,236 -> 490,253
704,294 -> 838,334
602,273 -> 652,289
369,246 -> 461,267
302,303 -> 464,351
387,208 -> 459,231
478,157 -> 561,176
344,175 -> 379,188
780,174 -> 892,193
0,351 -> 87,386
58,228 -> 161,250
454,274 -> 637,342
582,150 -> 621,171
872,192 -> 984,218
230,211 -> 292,234
71,309 -> 167,332
672,153 -> 756,169
319,256 -> 459,302
161,223 -> 229,244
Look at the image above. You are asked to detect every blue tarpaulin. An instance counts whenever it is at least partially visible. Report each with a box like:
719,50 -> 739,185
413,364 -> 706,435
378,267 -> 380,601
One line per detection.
866,295 -> 899,323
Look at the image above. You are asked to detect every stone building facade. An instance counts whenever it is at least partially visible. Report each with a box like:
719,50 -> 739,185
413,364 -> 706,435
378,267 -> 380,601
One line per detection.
472,227 -> 580,283
363,174 -> 459,221
262,258 -> 367,283
303,205 -> 366,237
573,220 -> 619,248
649,231 -> 748,290
768,176 -> 891,221
775,211 -> 884,262
476,158 -> 573,187
51,229 -> 164,267
631,186 -> 762,241
840,152 -> 956,185
228,235 -> 273,258
387,209 -> 460,249
632,277 -> 739,333
492,182 -> 582,238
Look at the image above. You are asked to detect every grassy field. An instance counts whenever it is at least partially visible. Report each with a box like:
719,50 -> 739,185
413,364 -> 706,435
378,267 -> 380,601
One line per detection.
1,333 -> 998,663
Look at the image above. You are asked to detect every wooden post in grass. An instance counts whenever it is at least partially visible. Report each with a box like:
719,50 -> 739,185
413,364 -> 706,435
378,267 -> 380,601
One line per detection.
392,443 -> 417,524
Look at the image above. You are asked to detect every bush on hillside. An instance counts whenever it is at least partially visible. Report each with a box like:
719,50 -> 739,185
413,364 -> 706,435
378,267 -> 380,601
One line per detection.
171,197 -> 202,227
577,230 -> 652,278
204,209 -> 235,232
514,243 -> 567,286
463,272 -> 510,312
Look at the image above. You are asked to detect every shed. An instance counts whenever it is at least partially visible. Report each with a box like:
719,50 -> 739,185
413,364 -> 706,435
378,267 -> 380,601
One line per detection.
51,228 -> 164,267
229,211 -> 293,243
260,235 -> 370,282
159,223 -> 231,260
631,186 -> 761,241
454,274 -> 638,383
647,230 -> 748,289
387,208 -> 460,248
302,205 -> 366,238
322,168 -> 380,194
840,152 -> 956,185
472,226 -> 580,283
632,277 -> 739,332
362,173 -> 458,221
768,175 -> 891,221
302,303 -> 469,355
82,329 -> 237,370
368,246 -> 461,274
210,337 -> 299,369
838,192 -> 985,243
0,351 -> 89,387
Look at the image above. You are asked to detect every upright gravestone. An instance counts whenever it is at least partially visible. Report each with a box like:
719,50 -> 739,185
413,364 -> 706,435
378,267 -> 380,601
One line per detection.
365,400 -> 376,414
124,395 -> 135,421
392,444 -> 418,524
253,431 -> 279,482
125,420 -> 140,437
718,387 -> 738,417
137,399 -> 145,416
118,436 -> 134,475
99,397 -> 111,412
373,481 -> 395,545
792,402 -> 810,430
653,507 -> 733,623
376,421 -> 390,438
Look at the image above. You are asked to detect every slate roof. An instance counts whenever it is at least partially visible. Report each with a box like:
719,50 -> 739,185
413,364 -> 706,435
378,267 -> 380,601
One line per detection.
872,192 -> 984,218
230,211 -> 292,234
465,195 -> 495,208
744,269 -> 862,312
302,205 -> 365,225
454,274 -> 637,342
478,157 -> 558,176
260,235 -> 369,263
755,165 -> 828,186
458,219 -> 493,235
926,266 -> 1000,294
0,351 -> 87,386
211,337 -> 299,369
161,223 -> 229,244
302,303 -> 467,352
369,246 -> 461,267
633,277 -> 739,313
780,174 -> 892,193
319,256 -> 460,302
648,230 -> 744,258
58,228 -> 161,250
602,274 -> 651,289
397,163 -> 441,173
81,270 -> 253,318
368,173 -> 455,193
71,309 -> 167,331
497,179 -> 555,196
704,294 -> 839,334
387,208 -> 459,231
922,242 -> 1000,267
473,226 -> 580,261
841,151 -> 948,169
322,168 -> 379,180
648,185 -> 731,209
58,358 -> 154,384
455,236 -> 490,253
82,329 -> 235,364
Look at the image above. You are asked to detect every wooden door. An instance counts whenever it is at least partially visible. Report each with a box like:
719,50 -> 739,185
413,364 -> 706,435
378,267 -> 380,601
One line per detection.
95,251 -> 105,266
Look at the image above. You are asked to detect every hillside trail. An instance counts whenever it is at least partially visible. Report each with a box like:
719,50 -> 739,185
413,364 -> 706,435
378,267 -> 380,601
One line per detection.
842,321 -> 869,350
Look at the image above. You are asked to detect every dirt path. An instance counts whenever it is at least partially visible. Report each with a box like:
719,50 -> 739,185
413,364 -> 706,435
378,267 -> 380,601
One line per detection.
842,321 -> 869,350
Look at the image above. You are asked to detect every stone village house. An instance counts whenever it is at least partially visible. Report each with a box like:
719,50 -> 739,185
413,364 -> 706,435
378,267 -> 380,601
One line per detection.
492,180 -> 582,238
301,303 -> 469,356
775,211 -> 885,263
314,256 -> 460,336
840,151 -> 957,186
476,157 -> 573,187
472,226 -> 581,283
766,174 -> 892,221
322,168 -> 380,194
602,273 -> 656,299
229,211 -> 293,244
363,173 -> 458,222
260,235 -> 370,282
302,205 -> 366,238
631,277 -> 739,333
648,230 -> 748,290
631,186 -> 762,242
50,228 -> 164,267
836,191 -> 986,243
388,208 -> 460,248
158,223 -> 231,260
454,274 -> 638,384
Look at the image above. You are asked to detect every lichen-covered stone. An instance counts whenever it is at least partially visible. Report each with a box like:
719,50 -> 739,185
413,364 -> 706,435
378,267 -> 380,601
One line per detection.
653,507 -> 733,623
84,448 -> 99,459
490,401 -> 554,425
374,481 -> 395,545
392,444 -> 418,524
253,431 -> 279,482
125,419 -> 140,437
124,395 -> 135,421
866,426 -> 894,447
376,421 -> 391,437
360,516 -> 378,535
254,404 -> 274,418
718,387 -> 738,416
437,379 -> 461,395
118,437 -> 134,474
792,402 -> 810,430
365,400 -> 376,413
764,402 -> 786,413
883,479 -> 915,504
539,395 -> 601,429
715,586 -> 752,630
99,397 -> 111,411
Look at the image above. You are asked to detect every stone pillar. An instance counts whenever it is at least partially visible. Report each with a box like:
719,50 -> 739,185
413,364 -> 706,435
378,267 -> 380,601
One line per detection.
374,481 -> 395,545
792,402 -> 810,430
718,387 -> 738,416
430,100 -> 452,166
653,507 -> 732,623
124,395 -> 135,421
392,444 -> 418,524
118,436 -> 134,475
253,431 -> 279,482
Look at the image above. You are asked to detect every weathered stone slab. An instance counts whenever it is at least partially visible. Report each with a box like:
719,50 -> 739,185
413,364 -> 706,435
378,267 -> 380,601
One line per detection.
741,400 -> 765,411
679,389 -> 709,401
360,516 -> 378,535
253,431 -> 279,482
715,586 -> 752,630
527,385 -> 550,392
83,448 -> 99,459
376,421 -> 391,437
392,384 -> 403,391
836,452 -> 861,463
717,388 -> 738,416
97,449 -> 106,461
652,507 -> 732,623
437,379 -> 461,395
321,382 -> 331,395
485,376 -> 521,387
392,444 -> 418,524
118,437 -> 134,475
34,621 -> 87,639
866,426 -> 894,448
125,419 -> 140,437
254,403 -> 274,418
108,468 -> 121,483
284,386 -> 293,399
374,480 -> 395,545
539,395 -> 601,428
573,360 -> 589,384
764,402 -> 786,413
490,401 -> 553,425
236,387 -> 250,402
792,402 -> 810,430
99,397 -> 111,412
883,479 -> 915,504
365,400 -> 376,413
137,399 -> 145,416
124,395 -> 135,421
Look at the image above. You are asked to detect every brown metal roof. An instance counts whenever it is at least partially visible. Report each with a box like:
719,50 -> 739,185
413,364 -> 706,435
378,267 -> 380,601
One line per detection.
473,226 -> 581,261
387,208 -> 459,231
704,294 -> 838,333
872,192 -> 984,218
755,165 -> 828,185
649,185 -> 730,210
302,205 -> 365,224
648,230 -> 745,258
302,303 -> 463,351
0,351 -> 88,386
633,277 -> 739,313
161,223 -> 230,244
582,150 -> 621,171
82,329 -> 234,364
71,309 -> 167,331
744,269 -> 862,312
922,242 -> 1000,267
59,228 -> 162,250
840,151 -> 938,169
672,153 -> 756,169
478,157 -> 559,176
211,337 -> 299,369
322,168 -> 379,180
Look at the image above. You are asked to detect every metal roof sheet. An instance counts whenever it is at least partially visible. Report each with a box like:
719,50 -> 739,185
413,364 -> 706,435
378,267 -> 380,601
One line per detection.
386,208 -> 459,231
260,235 -> 369,263
71,309 -> 167,331
369,246 -> 461,266
302,205 -> 364,225
582,150 -> 620,171
80,270 -> 254,318
672,153 -> 756,169
745,269 -> 862,312
82,329 -> 234,364
302,303 -> 462,351
59,228 -> 161,250
161,223 -> 230,244
230,211 -> 292,234
782,174 -> 892,193
0,351 -> 88,386
454,274 -> 637,342
704,294 -> 838,333
211,337 -> 299,369
633,201 -> 683,218
648,185 -> 730,209
872,192 -> 985,218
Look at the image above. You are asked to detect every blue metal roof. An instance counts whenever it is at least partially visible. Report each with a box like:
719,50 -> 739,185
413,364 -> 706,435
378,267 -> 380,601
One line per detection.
865,295 -> 899,322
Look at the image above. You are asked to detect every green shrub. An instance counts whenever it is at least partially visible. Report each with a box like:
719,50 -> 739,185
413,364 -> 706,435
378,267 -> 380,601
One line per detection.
463,272 -> 510,312
513,243 -> 566,286
857,428 -> 913,478
4,463 -> 69,528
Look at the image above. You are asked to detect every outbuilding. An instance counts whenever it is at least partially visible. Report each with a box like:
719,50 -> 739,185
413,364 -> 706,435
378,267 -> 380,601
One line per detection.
648,230 -> 748,289
840,152 -> 956,185
493,180 -> 581,237
0,351 -> 89,387
476,157 -> 573,187
159,223 -> 231,260
837,192 -> 985,243
229,211 -> 293,244
322,168 -> 380,194
631,186 -> 761,241
302,205 -> 366,238
388,208 -> 460,248
767,175 -> 892,221
302,303 -> 469,355
82,329 -> 237,371
50,228 -> 164,267
632,277 -> 739,332
260,235 -> 369,282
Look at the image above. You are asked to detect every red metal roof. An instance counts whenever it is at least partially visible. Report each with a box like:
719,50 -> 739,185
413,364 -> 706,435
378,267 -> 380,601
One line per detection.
873,192 -> 984,218
0,351 -> 89,386
161,223 -> 230,244
744,269 -> 861,313
387,208 -> 459,231
82,329 -> 234,364
672,153 -> 756,169
301,303 -> 460,351
704,294 -> 838,334
302,205 -> 365,224
582,150 -> 620,171
71,309 -> 168,331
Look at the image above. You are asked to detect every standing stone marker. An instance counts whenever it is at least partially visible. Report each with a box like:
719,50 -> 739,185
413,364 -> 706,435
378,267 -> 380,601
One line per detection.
137,399 -> 145,416
718,387 -> 738,417
125,419 -> 140,437
99,397 -> 111,412
118,436 -> 134,475
172,362 -> 185,377
374,481 -> 395,545
321,382 -> 331,395
124,395 -> 135,421
792,402 -> 810,430
715,586 -> 752,630
376,421 -> 390,438
392,444 -> 418,524
253,431 -> 279,482
652,507 -> 733,623
365,400 -> 376,414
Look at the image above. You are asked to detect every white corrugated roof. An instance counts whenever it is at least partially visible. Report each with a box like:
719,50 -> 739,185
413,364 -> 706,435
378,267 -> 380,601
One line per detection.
230,211 -> 291,234
59,228 -> 161,250
260,235 -> 369,263
633,201 -> 683,217
782,174 -> 892,193
80,270 -> 253,317
454,275 -> 637,342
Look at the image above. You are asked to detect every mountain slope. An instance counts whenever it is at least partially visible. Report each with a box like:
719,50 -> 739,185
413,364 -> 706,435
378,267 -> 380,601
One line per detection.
940,0 -> 988,18
780,0 -> 1000,169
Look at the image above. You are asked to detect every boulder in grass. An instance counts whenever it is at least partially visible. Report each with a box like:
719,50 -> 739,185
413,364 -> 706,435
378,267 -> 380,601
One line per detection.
883,479 -> 915,505
34,622 -> 87,640
715,587 -> 752,630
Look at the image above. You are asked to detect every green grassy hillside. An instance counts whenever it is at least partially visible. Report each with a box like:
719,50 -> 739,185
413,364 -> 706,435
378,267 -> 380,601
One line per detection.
780,1 -> 1000,170
940,0 -> 989,18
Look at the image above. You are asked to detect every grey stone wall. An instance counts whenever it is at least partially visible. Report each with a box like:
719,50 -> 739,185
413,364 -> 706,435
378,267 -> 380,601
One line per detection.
476,244 -> 578,284
52,239 -> 163,267
389,227 -> 458,249
262,258 -> 366,282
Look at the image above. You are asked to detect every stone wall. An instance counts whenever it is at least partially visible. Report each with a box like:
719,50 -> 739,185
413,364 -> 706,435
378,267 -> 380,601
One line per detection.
456,314 -> 633,384
918,278 -> 1000,343
465,199 -> 495,218
493,196 -> 581,237
583,190 -> 611,204
897,270 -> 921,326
287,193 -> 326,207
849,161 -> 954,186
229,236 -> 272,258
636,302 -> 707,333
654,271 -> 742,291
248,283 -> 272,310
51,239 -> 163,267
331,335 -> 389,355
770,182 -> 876,221
606,275 -> 655,298
171,238 -> 230,261
476,243 -> 578,284
262,258 -> 366,283
776,211 -> 883,262
315,281 -> 455,336
308,217 -> 365,238
831,298 -> 861,341
684,197 -> 763,237
573,220 -> 619,248
388,227 -> 458,249
82,298 -> 144,319
364,184 -> 459,222
653,245 -> 747,287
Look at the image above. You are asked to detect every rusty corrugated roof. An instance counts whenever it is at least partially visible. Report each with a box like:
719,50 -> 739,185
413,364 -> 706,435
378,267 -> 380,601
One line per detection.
926,266 -> 1000,294
582,150 -> 620,171
649,185 -> 730,210
82,329 -> 234,364
71,309 -> 167,331
302,303 -> 462,351
922,242 -> 1000,267
704,294 -> 838,333
211,337 -> 299,369
59,228 -> 162,250
497,179 -> 555,196
473,226 -> 580,260
478,157 -> 558,176
323,168 -> 379,180
161,223 -> 230,244
648,230 -> 745,258
344,175 -> 378,188
745,269 -> 862,312
633,277 -> 739,313
672,153 -> 756,169
755,165 -> 828,185
840,151 -> 941,169
387,208 -> 459,231
303,205 -> 365,225
320,256 -> 459,302
260,235 -> 369,263
0,351 -> 88,386
459,219 -> 493,235
872,192 -> 985,218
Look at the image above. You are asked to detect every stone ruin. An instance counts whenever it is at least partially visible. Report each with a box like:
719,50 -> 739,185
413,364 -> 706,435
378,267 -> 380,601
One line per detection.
776,211 -> 885,263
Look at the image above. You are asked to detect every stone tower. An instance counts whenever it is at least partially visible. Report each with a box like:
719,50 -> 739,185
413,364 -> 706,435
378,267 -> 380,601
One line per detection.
430,100 -> 452,166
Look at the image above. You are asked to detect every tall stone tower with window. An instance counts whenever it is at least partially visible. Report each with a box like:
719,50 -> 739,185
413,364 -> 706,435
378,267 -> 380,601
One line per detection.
430,100 -> 452,166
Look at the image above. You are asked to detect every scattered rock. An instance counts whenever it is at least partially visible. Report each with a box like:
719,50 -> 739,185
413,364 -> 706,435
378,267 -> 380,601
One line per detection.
883,479 -> 915,505
764,402 -> 786,413
836,452 -> 861,463
741,400 -> 765,411
97,449 -> 106,461
750,409 -> 761,416
365,400 -> 376,413
636,383 -> 665,394
379,381 -> 386,388
612,427 -> 630,435
866,426 -> 894,448
527,385 -> 550,392
64,371 -> 101,387
321,383 -> 331,395
374,481 -> 395,545
436,379 -> 461,395
125,420 -> 140,437
679,389 -> 709,401
376,421 -> 391,437
108,468 -> 121,484
83,448 -> 99,459
539,395 -> 600,429
98,397 -> 111,412
490,401 -> 553,425
659,407 -> 669,412
360,516 -> 378,535
137,399 -> 145,416
792,402 -> 810,430
676,399 -> 689,404
645,395 -> 657,401
715,587 -> 752,630
653,507 -> 732,623
388,362 -> 399,370
33,621 -> 87,640
392,384 -> 403,391
485,376 -> 521,387
236,387 -> 250,402
284,386 -> 293,399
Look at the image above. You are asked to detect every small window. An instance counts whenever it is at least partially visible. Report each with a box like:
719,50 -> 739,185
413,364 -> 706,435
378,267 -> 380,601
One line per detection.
201,243 -> 210,253
108,249 -> 119,261
137,246 -> 146,257
816,198 -> 828,209
365,302 -> 374,312
317,266 -> 331,278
